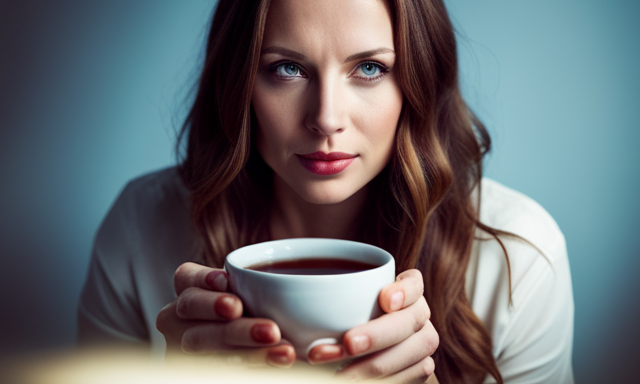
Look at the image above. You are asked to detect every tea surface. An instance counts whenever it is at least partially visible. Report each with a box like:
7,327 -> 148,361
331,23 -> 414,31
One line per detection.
247,257 -> 378,275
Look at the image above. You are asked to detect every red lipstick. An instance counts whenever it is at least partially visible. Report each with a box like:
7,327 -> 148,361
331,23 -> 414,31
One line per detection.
296,151 -> 357,175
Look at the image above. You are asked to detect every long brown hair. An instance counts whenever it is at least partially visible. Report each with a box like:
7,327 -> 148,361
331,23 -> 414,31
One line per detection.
178,0 -> 506,382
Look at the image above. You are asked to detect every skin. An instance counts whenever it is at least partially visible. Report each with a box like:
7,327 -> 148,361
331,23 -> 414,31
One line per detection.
253,0 -> 402,240
157,0 -> 439,382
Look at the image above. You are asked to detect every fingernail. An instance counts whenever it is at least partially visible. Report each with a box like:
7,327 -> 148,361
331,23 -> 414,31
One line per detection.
214,295 -> 239,319
348,335 -> 371,355
308,344 -> 345,364
390,290 -> 404,311
251,323 -> 278,344
206,271 -> 228,291
267,345 -> 295,368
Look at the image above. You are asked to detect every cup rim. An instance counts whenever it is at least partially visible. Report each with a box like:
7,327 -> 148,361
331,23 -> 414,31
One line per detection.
224,238 -> 394,279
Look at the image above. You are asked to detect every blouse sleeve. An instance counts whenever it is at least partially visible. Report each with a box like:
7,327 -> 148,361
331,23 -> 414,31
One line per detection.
485,235 -> 575,383
77,182 -> 150,347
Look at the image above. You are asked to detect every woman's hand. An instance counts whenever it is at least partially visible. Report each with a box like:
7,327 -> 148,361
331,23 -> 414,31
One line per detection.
308,269 -> 439,383
156,262 -> 296,367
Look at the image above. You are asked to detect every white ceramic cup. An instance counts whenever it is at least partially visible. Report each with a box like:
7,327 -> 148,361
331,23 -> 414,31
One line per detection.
224,238 -> 395,358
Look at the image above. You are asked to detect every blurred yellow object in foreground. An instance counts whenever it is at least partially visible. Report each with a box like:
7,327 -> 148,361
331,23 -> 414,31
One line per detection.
0,347 -> 345,384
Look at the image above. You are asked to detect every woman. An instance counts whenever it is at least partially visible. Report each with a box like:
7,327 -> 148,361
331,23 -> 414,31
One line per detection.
78,0 -> 574,383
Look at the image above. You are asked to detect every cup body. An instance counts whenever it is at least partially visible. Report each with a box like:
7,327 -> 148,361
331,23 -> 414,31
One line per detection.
224,238 -> 395,357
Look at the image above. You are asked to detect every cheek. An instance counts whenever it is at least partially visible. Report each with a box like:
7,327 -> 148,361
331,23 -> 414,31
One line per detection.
252,77 -> 308,129
252,82 -> 301,156
354,81 -> 403,148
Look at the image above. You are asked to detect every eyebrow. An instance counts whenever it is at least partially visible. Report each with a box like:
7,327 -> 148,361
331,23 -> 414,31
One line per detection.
261,46 -> 307,61
343,48 -> 395,63
260,46 -> 395,63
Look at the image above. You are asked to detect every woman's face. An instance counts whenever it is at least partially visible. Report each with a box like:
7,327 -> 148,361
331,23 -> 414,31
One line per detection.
252,0 -> 402,205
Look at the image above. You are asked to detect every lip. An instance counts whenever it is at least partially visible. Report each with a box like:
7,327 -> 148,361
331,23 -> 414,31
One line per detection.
296,151 -> 358,175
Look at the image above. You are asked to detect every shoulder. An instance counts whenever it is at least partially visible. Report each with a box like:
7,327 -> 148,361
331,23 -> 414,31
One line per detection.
117,166 -> 190,220
472,179 -> 574,382
80,167 -> 196,349
94,166 -> 198,270
478,178 -> 565,262
472,178 -> 569,307
468,178 -> 571,327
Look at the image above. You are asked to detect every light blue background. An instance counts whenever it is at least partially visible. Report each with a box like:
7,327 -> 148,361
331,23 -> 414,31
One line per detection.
0,1 -> 638,383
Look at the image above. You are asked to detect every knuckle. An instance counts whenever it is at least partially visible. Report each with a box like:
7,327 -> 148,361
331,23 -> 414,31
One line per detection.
368,360 -> 389,378
174,262 -> 191,281
402,269 -> 424,292
412,298 -> 429,332
399,268 -> 416,279
173,263 -> 192,292
419,322 -> 439,355
155,305 -> 172,334
428,323 -> 440,353
420,357 -> 435,379
180,328 -> 199,353
418,296 -> 431,319
407,268 -> 421,281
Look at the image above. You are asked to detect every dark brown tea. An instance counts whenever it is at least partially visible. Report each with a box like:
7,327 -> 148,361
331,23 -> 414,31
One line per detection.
247,257 -> 378,275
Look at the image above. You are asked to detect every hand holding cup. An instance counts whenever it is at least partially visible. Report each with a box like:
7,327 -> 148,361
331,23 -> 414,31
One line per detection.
155,262 -> 296,367
157,239 -> 438,382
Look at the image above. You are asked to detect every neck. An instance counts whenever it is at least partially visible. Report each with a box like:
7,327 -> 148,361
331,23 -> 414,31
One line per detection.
269,175 -> 369,241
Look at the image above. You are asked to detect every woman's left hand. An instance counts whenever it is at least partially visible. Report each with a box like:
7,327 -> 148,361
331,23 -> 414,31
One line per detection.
308,269 -> 439,383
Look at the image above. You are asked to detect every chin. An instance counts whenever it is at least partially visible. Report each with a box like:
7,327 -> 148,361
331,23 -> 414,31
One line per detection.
296,183 -> 359,205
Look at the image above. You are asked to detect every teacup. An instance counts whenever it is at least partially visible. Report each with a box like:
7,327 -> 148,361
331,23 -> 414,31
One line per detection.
224,238 -> 395,358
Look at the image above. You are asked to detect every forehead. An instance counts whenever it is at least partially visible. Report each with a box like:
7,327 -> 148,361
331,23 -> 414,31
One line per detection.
262,0 -> 394,58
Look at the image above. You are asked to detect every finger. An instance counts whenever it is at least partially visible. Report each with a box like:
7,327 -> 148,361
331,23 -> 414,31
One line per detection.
307,343 -> 348,365
266,343 -> 297,368
334,321 -> 438,380
181,318 -> 282,353
174,262 -> 228,295
157,301 -> 204,351
379,269 -> 424,313
343,296 -> 430,356
377,357 -> 436,384
160,302 -> 295,367
212,343 -> 297,368
176,287 -> 243,321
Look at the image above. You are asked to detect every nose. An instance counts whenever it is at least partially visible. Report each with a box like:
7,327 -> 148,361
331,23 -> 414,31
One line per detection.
304,77 -> 346,136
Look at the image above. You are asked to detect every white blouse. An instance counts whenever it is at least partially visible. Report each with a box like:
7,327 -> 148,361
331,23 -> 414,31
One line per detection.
78,167 -> 574,383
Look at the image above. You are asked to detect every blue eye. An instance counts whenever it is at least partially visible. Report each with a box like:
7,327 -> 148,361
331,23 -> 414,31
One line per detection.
283,64 -> 300,76
360,63 -> 379,76
352,61 -> 389,82
273,63 -> 304,78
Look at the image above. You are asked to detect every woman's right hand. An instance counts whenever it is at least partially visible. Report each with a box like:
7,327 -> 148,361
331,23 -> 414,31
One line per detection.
156,262 -> 296,367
